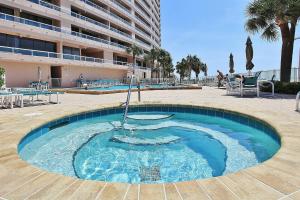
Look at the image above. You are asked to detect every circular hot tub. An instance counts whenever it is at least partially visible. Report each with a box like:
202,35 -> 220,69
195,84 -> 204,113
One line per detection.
18,105 -> 280,184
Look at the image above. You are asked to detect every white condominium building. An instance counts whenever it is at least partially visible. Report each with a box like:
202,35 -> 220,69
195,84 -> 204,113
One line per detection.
0,0 -> 161,87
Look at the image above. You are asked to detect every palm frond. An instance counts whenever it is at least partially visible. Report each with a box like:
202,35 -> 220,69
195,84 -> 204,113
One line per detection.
261,23 -> 279,41
245,18 -> 260,33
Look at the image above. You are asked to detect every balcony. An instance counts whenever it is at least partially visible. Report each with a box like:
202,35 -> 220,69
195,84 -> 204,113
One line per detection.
71,12 -> 132,39
0,12 -> 129,51
110,0 -> 132,14
0,46 -> 133,68
27,0 -> 133,38
79,0 -> 132,26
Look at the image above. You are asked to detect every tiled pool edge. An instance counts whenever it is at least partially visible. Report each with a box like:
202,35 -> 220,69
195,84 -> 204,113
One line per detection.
18,103 -> 281,157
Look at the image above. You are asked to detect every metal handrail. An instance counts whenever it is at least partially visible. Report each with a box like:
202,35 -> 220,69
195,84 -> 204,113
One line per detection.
296,91 -> 300,111
123,75 -> 135,124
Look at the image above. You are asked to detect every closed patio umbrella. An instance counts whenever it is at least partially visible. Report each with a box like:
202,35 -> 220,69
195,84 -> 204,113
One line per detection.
246,37 -> 254,75
38,66 -> 42,83
229,53 -> 235,74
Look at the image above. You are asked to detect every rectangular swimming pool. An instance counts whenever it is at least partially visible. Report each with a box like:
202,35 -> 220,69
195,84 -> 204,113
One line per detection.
84,84 -> 166,91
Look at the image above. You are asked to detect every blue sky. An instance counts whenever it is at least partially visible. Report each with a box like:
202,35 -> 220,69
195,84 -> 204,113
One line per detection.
161,0 -> 300,76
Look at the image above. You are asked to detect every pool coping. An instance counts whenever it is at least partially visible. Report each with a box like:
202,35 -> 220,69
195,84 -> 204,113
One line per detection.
1,101 -> 299,199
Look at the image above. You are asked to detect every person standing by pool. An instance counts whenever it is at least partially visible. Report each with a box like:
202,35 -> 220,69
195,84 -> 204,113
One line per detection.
79,74 -> 85,88
217,70 -> 225,88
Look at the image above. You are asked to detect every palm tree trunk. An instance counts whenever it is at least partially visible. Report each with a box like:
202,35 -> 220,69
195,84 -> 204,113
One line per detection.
280,22 -> 296,82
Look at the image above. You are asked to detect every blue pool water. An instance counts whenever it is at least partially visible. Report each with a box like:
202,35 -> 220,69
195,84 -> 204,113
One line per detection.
18,106 -> 280,184
85,84 -> 165,91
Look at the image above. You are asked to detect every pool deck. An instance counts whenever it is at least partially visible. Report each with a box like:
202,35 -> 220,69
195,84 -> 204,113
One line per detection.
0,87 -> 299,200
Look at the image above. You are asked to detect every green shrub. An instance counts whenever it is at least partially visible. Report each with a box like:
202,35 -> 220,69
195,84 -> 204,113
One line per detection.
0,68 -> 5,88
262,81 -> 300,95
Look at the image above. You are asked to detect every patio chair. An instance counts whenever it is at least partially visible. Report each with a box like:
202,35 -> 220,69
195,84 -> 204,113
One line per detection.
241,72 -> 274,97
225,76 -> 241,95
296,91 -> 300,112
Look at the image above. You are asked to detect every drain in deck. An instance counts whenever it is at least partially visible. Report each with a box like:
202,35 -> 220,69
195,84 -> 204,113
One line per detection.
140,166 -> 161,182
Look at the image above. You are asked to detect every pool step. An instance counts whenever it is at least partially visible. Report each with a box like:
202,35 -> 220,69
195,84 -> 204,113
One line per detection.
140,166 -> 161,182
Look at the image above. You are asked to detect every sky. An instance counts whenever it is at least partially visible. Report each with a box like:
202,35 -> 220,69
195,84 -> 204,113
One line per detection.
160,0 -> 300,77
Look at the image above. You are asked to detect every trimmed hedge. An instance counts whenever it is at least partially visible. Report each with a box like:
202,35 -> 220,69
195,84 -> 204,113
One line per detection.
262,81 -> 300,95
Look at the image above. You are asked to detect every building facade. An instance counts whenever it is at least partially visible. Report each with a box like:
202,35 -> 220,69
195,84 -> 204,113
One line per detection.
0,0 -> 161,87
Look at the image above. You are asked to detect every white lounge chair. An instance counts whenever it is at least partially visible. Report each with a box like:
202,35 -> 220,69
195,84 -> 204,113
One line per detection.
241,72 -> 274,97
0,89 -> 23,109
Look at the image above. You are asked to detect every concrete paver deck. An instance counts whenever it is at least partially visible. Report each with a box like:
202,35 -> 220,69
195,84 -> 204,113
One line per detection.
0,87 -> 299,200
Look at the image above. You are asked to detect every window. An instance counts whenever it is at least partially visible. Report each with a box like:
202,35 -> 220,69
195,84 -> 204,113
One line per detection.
0,33 -> 56,52
7,35 -> 16,47
0,5 -> 14,15
20,38 -> 34,50
44,42 -> 56,52
20,12 -> 53,25
115,56 -> 128,63
34,40 -> 45,51
63,46 -> 80,56
0,34 -> 6,46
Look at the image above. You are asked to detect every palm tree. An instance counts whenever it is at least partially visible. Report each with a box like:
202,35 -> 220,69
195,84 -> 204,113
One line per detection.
245,0 -> 300,82
126,44 -> 143,101
162,53 -> 174,78
158,49 -> 167,78
126,44 -> 144,69
186,55 -> 193,79
144,48 -> 160,78
192,56 -> 202,81
176,58 -> 189,83
160,51 -> 174,79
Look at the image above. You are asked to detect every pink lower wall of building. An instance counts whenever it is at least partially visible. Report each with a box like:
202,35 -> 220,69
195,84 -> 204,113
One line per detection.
0,61 -> 128,88
61,66 -> 128,87
0,61 -> 50,88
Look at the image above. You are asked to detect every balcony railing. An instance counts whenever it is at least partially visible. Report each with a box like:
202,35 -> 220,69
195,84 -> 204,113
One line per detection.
27,0 -> 133,37
135,15 -> 151,29
28,0 -> 62,12
27,0 -> 132,27
0,46 -> 60,58
71,12 -> 132,39
79,0 -> 132,26
135,27 -> 151,40
0,45 -> 133,67
110,0 -> 131,14
26,0 -> 159,47
0,12 -> 129,50
135,38 -> 151,47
